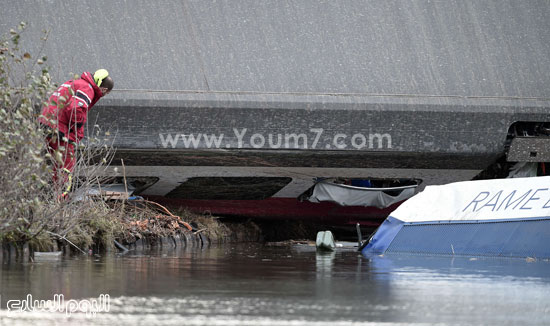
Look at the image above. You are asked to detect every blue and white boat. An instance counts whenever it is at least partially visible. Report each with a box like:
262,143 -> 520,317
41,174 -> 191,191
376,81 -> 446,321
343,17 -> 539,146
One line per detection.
362,176 -> 550,258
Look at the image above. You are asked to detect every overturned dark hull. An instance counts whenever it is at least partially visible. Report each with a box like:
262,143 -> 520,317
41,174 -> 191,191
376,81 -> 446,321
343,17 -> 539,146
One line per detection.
91,92 -> 548,225
3,1 -> 549,224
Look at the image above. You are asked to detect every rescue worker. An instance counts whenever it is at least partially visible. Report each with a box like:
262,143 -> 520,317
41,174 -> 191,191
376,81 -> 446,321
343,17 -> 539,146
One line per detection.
39,69 -> 114,190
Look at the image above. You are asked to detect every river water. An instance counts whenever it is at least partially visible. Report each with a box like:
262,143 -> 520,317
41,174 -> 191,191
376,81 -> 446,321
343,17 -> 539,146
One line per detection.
1,243 -> 549,325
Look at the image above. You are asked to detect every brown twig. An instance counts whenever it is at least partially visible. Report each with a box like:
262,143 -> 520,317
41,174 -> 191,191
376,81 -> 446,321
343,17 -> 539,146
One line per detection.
140,199 -> 193,231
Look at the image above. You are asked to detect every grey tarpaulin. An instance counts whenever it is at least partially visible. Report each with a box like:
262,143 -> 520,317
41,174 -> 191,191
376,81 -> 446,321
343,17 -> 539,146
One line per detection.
308,182 -> 417,208
507,162 -> 538,178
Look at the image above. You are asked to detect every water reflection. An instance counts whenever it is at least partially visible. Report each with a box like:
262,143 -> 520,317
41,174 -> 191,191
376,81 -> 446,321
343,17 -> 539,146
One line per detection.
315,251 -> 335,279
0,244 -> 549,325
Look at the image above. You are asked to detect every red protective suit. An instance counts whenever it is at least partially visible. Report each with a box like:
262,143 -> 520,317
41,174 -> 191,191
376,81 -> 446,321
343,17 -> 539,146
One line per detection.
39,72 -> 104,181
39,72 -> 103,143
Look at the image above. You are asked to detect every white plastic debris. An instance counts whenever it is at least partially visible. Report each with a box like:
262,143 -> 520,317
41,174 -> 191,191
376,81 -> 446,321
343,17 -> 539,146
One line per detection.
316,231 -> 336,251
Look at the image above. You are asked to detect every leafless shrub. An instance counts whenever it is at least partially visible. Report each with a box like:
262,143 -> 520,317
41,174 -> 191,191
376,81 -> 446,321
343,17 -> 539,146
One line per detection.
0,23 -> 121,251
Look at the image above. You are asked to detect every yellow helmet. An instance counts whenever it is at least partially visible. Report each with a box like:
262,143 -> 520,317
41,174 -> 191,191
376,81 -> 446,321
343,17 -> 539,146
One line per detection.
93,69 -> 110,87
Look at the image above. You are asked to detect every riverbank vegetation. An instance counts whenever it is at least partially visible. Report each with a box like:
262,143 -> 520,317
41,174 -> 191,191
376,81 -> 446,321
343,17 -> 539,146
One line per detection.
1,22 -> 60,249
1,24 -> 255,259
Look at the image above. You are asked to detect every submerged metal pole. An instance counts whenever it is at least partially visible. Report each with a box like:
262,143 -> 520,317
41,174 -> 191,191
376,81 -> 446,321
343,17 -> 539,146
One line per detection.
356,223 -> 363,248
